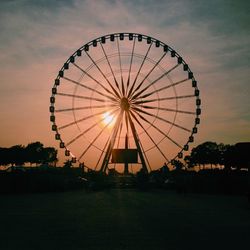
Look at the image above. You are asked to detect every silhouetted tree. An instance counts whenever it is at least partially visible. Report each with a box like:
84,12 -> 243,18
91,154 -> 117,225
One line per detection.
63,159 -> 73,168
185,141 -> 231,170
41,147 -> 58,166
189,142 -> 218,169
217,143 -> 230,166
224,142 -> 250,170
9,145 -> 26,166
184,155 -> 195,169
25,142 -> 44,166
0,145 -> 26,166
171,159 -> 184,171
198,142 -> 217,167
0,148 -> 9,166
0,142 -> 58,168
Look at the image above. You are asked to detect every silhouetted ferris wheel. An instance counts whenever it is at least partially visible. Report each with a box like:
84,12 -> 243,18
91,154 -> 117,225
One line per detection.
50,33 -> 201,173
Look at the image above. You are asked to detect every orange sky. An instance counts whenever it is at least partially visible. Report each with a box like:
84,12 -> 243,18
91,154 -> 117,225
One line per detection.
0,0 -> 249,170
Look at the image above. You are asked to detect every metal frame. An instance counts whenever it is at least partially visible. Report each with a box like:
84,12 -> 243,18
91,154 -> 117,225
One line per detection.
50,33 -> 201,173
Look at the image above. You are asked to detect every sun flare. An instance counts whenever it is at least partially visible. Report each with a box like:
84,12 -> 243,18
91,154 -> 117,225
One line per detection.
102,111 -> 116,127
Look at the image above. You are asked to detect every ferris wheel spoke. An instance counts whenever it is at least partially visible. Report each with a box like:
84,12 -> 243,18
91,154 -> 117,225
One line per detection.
130,111 -> 170,162
55,104 -> 118,113
132,109 -> 183,149
126,38 -> 136,96
130,52 -> 167,98
85,51 -> 121,99
65,108 -> 119,146
56,92 -> 115,104
116,118 -> 123,149
94,134 -> 111,170
63,76 -> 118,103
125,112 -> 129,133
138,78 -> 190,100
132,107 -> 191,133
139,139 -> 152,172
116,39 -> 125,96
131,106 -> 156,118
58,110 -> 104,130
134,105 -> 195,115
66,121 -> 100,147
78,119 -> 113,161
131,63 -> 180,101
112,117 -> 123,171
58,107 -> 118,131
72,62 -> 119,100
100,43 -> 122,96
127,43 -> 153,99
158,116 -> 191,132
126,112 -> 149,172
100,110 -> 124,172
132,94 -> 196,105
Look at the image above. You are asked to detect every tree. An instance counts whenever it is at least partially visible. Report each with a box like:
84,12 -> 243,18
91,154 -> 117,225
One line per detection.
217,143 -> 230,166
171,159 -> 184,171
25,142 -> 44,166
9,145 -> 26,166
41,147 -> 58,166
0,147 -> 10,166
63,159 -> 73,168
224,142 -> 250,170
0,145 -> 26,166
189,142 -> 219,169
184,155 -> 195,169
185,141 -> 231,170
0,142 -> 58,168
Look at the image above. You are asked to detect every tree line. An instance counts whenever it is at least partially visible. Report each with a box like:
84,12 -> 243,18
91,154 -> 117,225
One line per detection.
168,141 -> 249,171
182,141 -> 249,170
0,142 -> 57,167
183,141 -> 229,169
1,140 -> 249,171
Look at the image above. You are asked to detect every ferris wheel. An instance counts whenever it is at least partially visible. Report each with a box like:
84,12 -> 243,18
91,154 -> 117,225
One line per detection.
49,33 -> 201,173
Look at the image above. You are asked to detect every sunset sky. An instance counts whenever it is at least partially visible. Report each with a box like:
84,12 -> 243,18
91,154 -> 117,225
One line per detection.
0,0 -> 249,166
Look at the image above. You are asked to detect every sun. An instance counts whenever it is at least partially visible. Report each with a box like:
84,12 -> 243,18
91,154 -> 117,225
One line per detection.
102,111 -> 116,127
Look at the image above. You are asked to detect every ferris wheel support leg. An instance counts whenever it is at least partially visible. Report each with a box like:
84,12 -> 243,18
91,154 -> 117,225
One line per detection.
100,111 -> 124,173
127,113 -> 149,174
124,133 -> 129,175
99,143 -> 112,174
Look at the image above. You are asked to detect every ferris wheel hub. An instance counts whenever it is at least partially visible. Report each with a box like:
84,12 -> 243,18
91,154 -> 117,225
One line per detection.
120,97 -> 130,111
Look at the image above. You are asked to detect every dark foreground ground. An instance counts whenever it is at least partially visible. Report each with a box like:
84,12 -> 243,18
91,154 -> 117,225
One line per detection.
0,189 -> 249,250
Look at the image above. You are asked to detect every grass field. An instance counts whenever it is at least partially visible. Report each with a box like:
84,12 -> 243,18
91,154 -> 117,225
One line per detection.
0,189 -> 249,250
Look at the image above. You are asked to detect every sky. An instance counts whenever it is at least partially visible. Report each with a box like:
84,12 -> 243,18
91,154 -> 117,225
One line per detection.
0,0 -> 249,166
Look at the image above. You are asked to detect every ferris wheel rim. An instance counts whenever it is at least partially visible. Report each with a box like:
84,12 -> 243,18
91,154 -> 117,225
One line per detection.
49,32 -> 201,172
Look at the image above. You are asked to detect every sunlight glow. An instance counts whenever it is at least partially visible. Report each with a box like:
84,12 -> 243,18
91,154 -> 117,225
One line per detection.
102,111 -> 116,127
